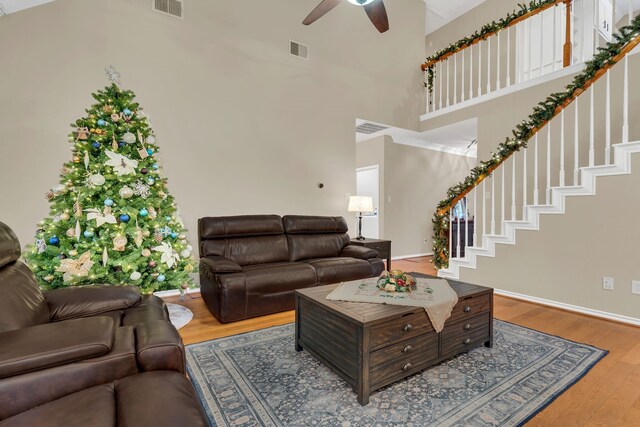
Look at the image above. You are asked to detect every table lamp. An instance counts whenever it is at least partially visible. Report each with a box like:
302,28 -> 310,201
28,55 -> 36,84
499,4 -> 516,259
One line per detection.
348,196 -> 374,240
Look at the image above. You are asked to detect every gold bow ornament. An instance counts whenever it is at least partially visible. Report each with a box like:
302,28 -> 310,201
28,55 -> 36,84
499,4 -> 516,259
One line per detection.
56,251 -> 94,282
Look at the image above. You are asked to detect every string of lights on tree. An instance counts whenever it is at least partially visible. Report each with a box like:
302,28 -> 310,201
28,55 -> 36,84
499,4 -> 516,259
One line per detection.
432,15 -> 640,269
423,0 -> 564,93
25,67 -> 196,292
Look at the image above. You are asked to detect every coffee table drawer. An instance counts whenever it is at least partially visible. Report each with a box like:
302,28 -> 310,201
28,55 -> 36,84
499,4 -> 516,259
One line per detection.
370,343 -> 439,387
441,313 -> 490,357
448,293 -> 491,325
369,310 -> 433,349
370,332 -> 439,367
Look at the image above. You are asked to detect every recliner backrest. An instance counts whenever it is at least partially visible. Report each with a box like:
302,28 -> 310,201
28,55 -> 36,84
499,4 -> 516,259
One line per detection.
0,222 -> 50,333
283,216 -> 350,262
198,215 -> 289,266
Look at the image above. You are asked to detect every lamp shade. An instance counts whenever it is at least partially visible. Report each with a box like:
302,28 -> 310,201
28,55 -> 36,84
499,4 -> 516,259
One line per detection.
348,196 -> 374,213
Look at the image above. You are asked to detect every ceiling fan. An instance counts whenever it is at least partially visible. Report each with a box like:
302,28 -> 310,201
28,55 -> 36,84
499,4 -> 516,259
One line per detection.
302,0 -> 389,33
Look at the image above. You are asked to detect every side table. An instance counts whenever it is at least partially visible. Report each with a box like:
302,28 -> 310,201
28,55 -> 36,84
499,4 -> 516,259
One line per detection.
350,238 -> 391,271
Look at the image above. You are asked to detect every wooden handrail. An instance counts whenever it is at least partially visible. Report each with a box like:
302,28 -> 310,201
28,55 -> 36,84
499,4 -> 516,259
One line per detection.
436,32 -> 640,216
421,0 -> 571,71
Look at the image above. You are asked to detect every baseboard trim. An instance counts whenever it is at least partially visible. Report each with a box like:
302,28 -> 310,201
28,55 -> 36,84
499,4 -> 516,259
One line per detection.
494,288 -> 640,327
154,287 -> 201,298
392,252 -> 433,261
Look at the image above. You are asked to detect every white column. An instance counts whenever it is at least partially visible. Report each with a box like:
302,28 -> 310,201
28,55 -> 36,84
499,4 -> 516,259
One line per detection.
534,134 -> 540,205
439,61 -> 443,110
574,98 -> 580,185
456,216 -> 461,258
478,40 -> 483,96
482,179 -> 487,245
507,26 -> 511,87
449,208 -> 453,259
539,12 -> 544,77
501,164 -> 505,233
496,31 -> 501,89
491,173 -> 496,235
461,50 -> 466,102
473,186 -> 477,247
469,45 -> 474,99
511,153 -> 517,220
446,59 -> 450,107
454,53 -> 458,105
546,123 -> 552,205
560,110 -> 566,186
589,86 -> 595,167
553,5 -> 558,71
605,70 -> 611,164
623,56 -> 629,143
487,37 -> 492,93
522,146 -> 528,220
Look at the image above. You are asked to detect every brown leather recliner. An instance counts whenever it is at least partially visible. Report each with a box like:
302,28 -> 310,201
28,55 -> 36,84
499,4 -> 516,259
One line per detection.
0,221 -> 206,425
198,215 -> 385,323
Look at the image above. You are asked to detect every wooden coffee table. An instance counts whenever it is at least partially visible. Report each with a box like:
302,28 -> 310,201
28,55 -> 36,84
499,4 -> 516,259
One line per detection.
295,275 -> 493,405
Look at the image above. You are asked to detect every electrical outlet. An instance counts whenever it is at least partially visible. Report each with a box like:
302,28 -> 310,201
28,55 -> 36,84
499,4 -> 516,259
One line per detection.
632,280 -> 640,295
602,277 -> 615,291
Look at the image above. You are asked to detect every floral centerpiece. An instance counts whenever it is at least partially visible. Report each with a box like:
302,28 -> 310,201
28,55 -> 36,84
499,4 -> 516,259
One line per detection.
376,270 -> 417,293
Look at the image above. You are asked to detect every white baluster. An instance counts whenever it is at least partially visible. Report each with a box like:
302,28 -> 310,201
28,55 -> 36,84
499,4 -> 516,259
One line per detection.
478,40 -> 483,95
446,59 -> 450,107
439,61 -> 443,110
553,5 -> 557,71
560,110 -> 566,186
461,49 -> 465,102
511,153 -> 517,220
473,186 -> 477,247
518,22 -> 524,84
605,70 -> 611,164
539,12 -> 544,77
464,202 -> 468,257
496,31 -> 501,90
574,98 -> 580,185
487,37 -> 491,93
482,179 -> 487,246
522,146 -> 528,220
528,18 -> 533,81
623,56 -> 629,143
469,45 -> 474,99
507,26 -> 511,87
546,123 -> 551,205
456,216 -> 460,258
534,134 -> 539,205
501,163 -> 505,233
491,173 -> 496,235
454,53 -> 458,105
449,208 -> 453,259
580,0 -> 586,62
589,86 -> 595,167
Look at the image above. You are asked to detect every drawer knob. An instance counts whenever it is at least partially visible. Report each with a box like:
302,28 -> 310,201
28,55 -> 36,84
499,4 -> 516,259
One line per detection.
463,323 -> 472,330
402,362 -> 413,371
463,306 -> 472,313
463,338 -> 471,345
402,323 -> 414,332
402,344 -> 414,353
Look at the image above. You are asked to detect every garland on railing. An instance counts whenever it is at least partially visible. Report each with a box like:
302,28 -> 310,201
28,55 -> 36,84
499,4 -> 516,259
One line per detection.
432,15 -> 640,269
423,0 -> 563,94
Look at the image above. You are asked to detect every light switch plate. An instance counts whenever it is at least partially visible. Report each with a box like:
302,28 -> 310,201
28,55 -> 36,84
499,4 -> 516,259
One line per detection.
632,280 -> 640,295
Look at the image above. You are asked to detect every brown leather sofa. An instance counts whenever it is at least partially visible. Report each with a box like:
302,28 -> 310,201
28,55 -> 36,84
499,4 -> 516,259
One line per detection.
0,222 -> 208,426
198,215 -> 385,323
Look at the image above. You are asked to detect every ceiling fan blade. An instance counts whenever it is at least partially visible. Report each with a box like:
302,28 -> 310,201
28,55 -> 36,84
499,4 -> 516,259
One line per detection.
363,0 -> 389,33
302,0 -> 343,25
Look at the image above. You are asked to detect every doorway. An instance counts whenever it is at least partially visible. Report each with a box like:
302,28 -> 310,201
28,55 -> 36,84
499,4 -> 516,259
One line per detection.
356,165 -> 379,239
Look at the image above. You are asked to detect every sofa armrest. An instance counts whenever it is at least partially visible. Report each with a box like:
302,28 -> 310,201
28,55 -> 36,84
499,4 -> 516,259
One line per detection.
0,317 -> 115,379
340,245 -> 379,260
44,285 -> 142,321
200,256 -> 242,275
135,320 -> 185,374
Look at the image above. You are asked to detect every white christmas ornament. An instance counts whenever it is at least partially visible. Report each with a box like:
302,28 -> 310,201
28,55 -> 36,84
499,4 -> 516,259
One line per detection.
102,247 -> 109,267
119,186 -> 134,199
145,135 -> 156,145
180,249 -> 192,259
105,150 -> 138,176
130,271 -> 142,281
52,184 -> 66,195
85,207 -> 117,227
152,242 -> 180,269
89,174 -> 106,186
122,132 -> 136,144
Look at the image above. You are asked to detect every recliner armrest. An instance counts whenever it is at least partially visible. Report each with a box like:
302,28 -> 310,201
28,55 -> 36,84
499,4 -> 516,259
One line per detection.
0,317 -> 115,379
135,320 -> 185,374
200,256 -> 242,276
44,285 -> 142,321
340,245 -> 379,260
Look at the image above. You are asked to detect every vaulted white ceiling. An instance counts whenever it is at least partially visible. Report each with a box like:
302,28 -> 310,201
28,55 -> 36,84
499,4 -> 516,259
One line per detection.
424,0 -> 487,35
0,0 -> 54,15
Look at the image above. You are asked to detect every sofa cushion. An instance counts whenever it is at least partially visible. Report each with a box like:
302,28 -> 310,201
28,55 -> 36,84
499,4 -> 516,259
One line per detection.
0,317 -> 115,380
201,235 -> 290,266
287,234 -> 350,262
200,256 -> 242,276
0,262 -> 50,333
305,257 -> 375,286
199,215 -> 284,239
282,216 -> 348,234
44,286 -> 141,322
340,245 -> 379,260
0,222 -> 21,269
0,382 -> 116,427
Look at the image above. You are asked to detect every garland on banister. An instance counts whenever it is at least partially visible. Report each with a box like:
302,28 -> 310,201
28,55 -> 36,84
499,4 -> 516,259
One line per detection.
432,15 -> 640,270
423,0 -> 562,94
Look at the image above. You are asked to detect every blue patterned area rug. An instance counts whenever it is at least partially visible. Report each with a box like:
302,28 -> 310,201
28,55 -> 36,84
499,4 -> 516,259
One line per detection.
186,321 -> 606,427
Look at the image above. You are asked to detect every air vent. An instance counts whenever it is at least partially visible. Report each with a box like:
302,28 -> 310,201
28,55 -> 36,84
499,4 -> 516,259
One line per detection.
290,41 -> 309,60
153,0 -> 183,18
356,122 -> 389,134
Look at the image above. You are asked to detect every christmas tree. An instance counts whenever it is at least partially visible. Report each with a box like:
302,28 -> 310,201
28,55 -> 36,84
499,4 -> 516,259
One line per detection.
25,67 -> 195,293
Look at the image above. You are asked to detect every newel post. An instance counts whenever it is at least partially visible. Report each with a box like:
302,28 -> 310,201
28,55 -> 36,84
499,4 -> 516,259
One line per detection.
563,0 -> 573,67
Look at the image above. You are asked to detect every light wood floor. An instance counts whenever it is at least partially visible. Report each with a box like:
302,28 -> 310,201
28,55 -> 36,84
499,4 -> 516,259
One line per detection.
164,257 -> 640,426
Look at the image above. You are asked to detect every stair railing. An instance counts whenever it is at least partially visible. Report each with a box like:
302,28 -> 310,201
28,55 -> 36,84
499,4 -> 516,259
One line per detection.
433,13 -> 640,270
422,0 -> 575,116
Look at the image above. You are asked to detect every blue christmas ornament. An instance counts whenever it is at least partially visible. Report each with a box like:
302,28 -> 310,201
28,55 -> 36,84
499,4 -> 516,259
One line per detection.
119,141 -> 126,147
92,142 -> 101,149
157,274 -> 166,282
152,163 -> 158,170
84,230 -> 94,238
119,214 -> 130,223
97,119 -> 106,126
104,198 -> 114,207
139,208 -> 148,217
48,236 -> 60,246
170,232 -> 178,239
147,178 -> 155,185
123,108 -> 132,116
146,148 -> 154,156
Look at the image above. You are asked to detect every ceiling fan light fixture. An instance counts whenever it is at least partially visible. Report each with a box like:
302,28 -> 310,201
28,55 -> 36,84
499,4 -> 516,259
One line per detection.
347,0 -> 375,6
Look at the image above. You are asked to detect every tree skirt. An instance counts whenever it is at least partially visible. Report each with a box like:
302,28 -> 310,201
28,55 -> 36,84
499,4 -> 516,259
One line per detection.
167,303 -> 193,330
186,321 -> 607,427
